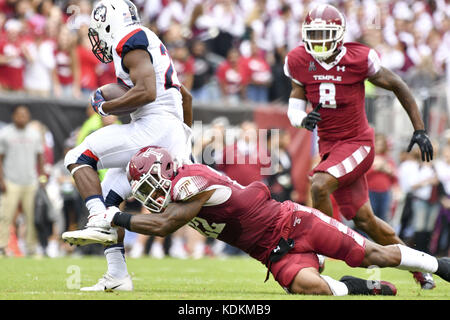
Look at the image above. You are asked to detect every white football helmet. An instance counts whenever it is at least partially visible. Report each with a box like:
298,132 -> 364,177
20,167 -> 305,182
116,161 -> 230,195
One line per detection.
88,0 -> 141,63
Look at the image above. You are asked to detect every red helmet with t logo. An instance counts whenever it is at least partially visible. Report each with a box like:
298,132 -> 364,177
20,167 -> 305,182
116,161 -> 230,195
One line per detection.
302,4 -> 346,61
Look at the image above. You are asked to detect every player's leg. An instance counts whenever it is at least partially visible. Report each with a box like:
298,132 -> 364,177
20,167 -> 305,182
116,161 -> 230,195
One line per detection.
80,168 -> 133,292
353,201 -> 403,245
310,172 -> 338,217
63,123 -> 143,245
289,267 -> 333,295
361,240 -> 450,283
271,251 -> 395,296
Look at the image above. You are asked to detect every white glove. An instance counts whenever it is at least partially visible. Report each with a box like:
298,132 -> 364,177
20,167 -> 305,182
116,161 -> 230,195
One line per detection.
287,98 -> 307,128
86,206 -> 120,229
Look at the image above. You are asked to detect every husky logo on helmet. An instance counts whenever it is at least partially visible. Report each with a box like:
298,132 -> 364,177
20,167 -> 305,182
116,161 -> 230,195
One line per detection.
93,4 -> 107,22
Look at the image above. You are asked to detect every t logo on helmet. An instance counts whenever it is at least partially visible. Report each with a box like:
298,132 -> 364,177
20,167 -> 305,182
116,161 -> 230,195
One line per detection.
142,148 -> 163,161
93,4 -> 107,22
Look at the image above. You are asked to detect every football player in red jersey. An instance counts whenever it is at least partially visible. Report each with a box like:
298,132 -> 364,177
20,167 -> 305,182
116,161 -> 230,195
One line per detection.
284,4 -> 435,289
64,146 -> 450,296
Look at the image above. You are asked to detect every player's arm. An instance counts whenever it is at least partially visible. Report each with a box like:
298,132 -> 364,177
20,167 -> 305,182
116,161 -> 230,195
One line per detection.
180,84 -> 193,127
368,67 -> 433,161
112,190 -> 215,237
287,81 -> 322,131
100,49 -> 157,114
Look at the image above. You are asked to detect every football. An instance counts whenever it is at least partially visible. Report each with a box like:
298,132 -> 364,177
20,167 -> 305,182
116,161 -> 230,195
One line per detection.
98,83 -> 137,115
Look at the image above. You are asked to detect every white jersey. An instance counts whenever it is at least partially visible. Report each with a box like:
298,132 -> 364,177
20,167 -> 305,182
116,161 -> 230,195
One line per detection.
112,25 -> 183,121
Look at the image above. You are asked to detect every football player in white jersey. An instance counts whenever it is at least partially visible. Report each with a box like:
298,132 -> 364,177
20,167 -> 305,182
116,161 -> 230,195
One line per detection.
62,0 -> 193,291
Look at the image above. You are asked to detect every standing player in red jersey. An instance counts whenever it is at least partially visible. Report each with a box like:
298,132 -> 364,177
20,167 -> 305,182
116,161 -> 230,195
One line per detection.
283,4 -> 435,289
63,146 -> 450,296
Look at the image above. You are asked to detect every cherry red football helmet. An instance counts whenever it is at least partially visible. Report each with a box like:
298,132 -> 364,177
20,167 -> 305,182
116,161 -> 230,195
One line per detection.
127,146 -> 175,213
302,4 -> 346,60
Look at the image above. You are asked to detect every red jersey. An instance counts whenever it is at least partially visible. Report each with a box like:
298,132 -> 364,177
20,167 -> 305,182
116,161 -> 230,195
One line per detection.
54,49 -> 73,85
0,39 -> 24,90
284,43 -> 381,152
170,164 -> 287,263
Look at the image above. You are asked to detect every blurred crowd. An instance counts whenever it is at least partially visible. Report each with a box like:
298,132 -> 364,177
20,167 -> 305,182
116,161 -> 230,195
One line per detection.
0,0 -> 449,104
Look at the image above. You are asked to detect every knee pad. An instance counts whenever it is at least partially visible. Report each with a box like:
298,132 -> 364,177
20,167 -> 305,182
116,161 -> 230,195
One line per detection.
64,144 -> 99,171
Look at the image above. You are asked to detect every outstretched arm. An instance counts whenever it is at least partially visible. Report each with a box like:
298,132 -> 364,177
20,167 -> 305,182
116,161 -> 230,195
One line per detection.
368,66 -> 433,161
368,66 -> 424,131
112,190 -> 215,237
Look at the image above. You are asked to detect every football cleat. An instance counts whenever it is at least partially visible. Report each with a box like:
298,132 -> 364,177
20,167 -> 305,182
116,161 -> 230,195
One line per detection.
62,227 -> 118,246
80,273 -> 133,292
412,272 -> 436,290
340,275 -> 397,296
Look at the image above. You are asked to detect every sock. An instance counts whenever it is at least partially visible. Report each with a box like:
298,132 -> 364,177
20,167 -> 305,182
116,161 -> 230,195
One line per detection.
104,244 -> 128,279
396,244 -> 438,273
85,195 -> 107,216
320,275 -> 349,296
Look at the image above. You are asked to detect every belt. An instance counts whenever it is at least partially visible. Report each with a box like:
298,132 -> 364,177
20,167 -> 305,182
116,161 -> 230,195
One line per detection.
264,213 -> 295,283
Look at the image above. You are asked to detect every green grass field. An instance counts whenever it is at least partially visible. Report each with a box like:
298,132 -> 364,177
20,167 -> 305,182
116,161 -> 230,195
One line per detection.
0,256 -> 449,300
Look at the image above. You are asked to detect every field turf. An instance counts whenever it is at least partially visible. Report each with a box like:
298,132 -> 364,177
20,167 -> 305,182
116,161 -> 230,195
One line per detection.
0,255 -> 449,300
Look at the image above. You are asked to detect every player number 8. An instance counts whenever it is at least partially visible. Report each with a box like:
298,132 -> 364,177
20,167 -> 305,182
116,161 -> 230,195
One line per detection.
319,83 -> 337,108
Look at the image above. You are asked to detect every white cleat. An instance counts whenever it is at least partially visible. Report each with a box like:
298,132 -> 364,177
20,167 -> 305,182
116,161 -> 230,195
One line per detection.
80,273 -> 133,292
62,227 -> 118,246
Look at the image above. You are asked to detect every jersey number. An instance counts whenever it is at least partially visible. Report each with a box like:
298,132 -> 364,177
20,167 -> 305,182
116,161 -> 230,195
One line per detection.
188,217 -> 226,239
160,44 -> 178,90
319,83 -> 336,108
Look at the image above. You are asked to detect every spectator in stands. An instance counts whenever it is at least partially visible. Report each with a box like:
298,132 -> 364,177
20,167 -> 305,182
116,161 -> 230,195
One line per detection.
242,41 -> 272,104
22,20 -> 56,97
0,19 -> 24,92
216,47 -> 249,105
53,25 -> 81,98
266,129 -> 295,202
216,120 -> 270,186
190,39 -> 216,103
430,144 -> 450,256
408,145 -> 440,253
76,24 -> 99,97
367,133 -> 398,222
170,40 -> 195,91
0,105 -> 45,257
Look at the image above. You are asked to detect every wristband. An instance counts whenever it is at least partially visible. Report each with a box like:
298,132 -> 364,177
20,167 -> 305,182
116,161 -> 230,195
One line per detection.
112,212 -> 132,230
39,175 -> 48,184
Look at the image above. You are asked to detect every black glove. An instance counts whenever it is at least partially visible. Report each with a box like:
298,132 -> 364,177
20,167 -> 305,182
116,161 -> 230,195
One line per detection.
407,129 -> 433,162
301,103 -> 322,131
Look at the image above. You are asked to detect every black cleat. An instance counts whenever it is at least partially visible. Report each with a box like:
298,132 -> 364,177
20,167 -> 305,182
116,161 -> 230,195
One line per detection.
340,275 -> 397,296
436,257 -> 450,282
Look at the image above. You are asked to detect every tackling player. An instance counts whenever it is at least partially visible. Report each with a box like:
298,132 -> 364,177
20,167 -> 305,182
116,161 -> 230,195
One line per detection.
62,0 -> 193,291
284,4 -> 435,289
63,146 -> 450,296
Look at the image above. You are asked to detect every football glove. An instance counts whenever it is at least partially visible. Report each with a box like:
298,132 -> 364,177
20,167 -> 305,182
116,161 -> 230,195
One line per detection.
90,89 -> 108,117
407,130 -> 433,162
301,103 -> 322,131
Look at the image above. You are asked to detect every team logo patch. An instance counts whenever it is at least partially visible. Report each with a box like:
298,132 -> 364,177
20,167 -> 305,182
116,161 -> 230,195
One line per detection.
93,4 -> 107,22
308,61 -> 316,72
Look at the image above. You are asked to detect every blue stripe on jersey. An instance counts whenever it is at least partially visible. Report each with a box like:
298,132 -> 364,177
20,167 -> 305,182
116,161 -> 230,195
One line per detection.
120,30 -> 153,73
